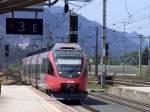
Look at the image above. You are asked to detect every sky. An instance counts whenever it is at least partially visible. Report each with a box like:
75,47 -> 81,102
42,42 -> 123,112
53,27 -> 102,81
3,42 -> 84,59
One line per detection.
52,0 -> 150,36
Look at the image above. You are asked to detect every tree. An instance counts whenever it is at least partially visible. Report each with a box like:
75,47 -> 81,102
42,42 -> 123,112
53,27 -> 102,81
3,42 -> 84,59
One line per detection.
123,51 -> 139,65
109,60 -> 120,65
123,47 -> 149,65
142,47 -> 148,65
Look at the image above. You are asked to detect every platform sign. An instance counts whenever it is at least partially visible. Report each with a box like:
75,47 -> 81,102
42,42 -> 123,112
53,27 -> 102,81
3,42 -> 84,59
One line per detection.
6,18 -> 43,35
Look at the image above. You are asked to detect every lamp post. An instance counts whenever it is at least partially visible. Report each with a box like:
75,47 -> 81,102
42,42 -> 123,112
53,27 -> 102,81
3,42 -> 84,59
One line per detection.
101,0 -> 107,88
121,22 -> 126,79
88,27 -> 100,77
138,34 -> 143,80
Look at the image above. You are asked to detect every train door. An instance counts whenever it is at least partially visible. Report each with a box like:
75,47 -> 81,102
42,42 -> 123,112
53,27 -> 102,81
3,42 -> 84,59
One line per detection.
38,52 -> 48,91
35,54 -> 40,88
22,59 -> 26,83
30,55 -> 38,87
26,57 -> 31,84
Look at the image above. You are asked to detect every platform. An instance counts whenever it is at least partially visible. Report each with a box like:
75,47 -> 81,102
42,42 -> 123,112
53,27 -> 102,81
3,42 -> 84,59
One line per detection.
0,85 -> 76,112
107,86 -> 150,105
120,86 -> 150,93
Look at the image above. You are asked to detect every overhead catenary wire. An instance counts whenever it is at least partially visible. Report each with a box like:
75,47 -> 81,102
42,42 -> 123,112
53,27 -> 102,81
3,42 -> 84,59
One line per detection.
112,14 -> 150,29
126,22 -> 150,30
124,0 -> 132,18
110,3 -> 150,26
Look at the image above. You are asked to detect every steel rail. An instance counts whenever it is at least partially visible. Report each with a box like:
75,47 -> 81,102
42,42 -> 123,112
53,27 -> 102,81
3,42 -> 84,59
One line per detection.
114,79 -> 150,86
80,103 -> 101,112
89,92 -> 150,112
104,93 -> 150,108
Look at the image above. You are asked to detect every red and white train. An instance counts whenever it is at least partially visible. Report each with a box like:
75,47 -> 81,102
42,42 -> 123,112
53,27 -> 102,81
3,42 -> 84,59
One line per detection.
22,43 -> 88,100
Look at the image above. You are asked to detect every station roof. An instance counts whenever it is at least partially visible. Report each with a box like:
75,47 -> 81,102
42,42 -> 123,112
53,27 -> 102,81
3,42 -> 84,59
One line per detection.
0,0 -> 58,14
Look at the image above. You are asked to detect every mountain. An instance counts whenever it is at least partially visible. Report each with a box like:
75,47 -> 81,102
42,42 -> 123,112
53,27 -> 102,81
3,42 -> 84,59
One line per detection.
43,6 -> 139,60
125,32 -> 148,48
0,0 -> 144,67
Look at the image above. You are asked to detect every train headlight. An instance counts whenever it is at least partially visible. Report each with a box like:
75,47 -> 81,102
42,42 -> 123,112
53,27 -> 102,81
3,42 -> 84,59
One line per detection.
78,72 -> 81,74
59,72 -> 62,74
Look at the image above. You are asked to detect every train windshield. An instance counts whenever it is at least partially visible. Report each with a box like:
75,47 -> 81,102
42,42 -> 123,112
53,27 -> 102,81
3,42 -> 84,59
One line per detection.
54,50 -> 84,78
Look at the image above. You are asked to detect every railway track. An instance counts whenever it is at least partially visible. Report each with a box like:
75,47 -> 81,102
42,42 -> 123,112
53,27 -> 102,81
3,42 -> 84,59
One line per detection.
61,100 -> 101,112
88,79 -> 150,86
80,103 -> 101,112
114,79 -> 150,86
89,91 -> 150,112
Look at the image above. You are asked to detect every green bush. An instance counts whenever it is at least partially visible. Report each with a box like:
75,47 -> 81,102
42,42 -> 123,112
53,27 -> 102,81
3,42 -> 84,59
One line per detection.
109,60 -> 120,65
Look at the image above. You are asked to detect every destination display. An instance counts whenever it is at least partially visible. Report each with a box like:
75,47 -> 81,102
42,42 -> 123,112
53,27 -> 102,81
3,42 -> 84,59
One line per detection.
6,18 -> 43,35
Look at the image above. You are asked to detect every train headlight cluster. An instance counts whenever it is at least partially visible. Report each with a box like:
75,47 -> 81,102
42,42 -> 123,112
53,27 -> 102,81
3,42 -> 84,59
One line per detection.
78,72 -> 81,74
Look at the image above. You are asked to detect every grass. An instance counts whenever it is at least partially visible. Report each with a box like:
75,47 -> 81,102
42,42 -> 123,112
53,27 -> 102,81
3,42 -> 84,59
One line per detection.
88,81 -> 100,89
87,81 -> 111,93
87,81 -> 102,91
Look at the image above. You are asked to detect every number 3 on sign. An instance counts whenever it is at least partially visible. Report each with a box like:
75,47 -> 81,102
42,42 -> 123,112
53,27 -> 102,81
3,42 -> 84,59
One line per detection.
18,21 -> 25,32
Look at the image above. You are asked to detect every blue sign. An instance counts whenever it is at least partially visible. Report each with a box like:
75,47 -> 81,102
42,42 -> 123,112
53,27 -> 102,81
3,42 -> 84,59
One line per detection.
6,18 -> 43,35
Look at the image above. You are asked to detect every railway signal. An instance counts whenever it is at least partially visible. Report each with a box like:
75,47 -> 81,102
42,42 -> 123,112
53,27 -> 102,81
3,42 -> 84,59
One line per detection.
5,44 -> 9,57
64,4 -> 69,13
106,43 -> 109,64
64,0 -> 69,13
69,13 -> 78,43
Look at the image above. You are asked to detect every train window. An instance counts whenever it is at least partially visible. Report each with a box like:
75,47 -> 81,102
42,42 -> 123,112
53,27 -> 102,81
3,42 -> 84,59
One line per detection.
32,64 -> 35,78
48,61 -> 54,76
25,65 -> 26,74
28,65 -> 30,74
42,58 -> 48,73
42,58 -> 54,75
23,65 -> 25,74
30,64 -> 33,78
27,65 -> 29,74
35,64 -> 39,74
83,66 -> 88,76
25,65 -> 27,74
39,64 -> 42,74
29,64 -> 31,76
36,64 -> 40,79
41,61 -> 44,73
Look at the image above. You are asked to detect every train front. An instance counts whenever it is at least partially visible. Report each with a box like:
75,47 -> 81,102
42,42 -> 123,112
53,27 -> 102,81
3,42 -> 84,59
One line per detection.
49,44 -> 88,100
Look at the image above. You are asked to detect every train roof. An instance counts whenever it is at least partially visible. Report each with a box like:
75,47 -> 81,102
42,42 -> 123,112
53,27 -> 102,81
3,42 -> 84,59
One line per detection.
53,43 -> 82,51
25,43 -> 82,57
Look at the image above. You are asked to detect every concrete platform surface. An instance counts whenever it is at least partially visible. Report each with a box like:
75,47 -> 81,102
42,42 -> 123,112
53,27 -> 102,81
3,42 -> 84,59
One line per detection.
0,85 -> 76,112
107,86 -> 150,105
119,86 -> 150,93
